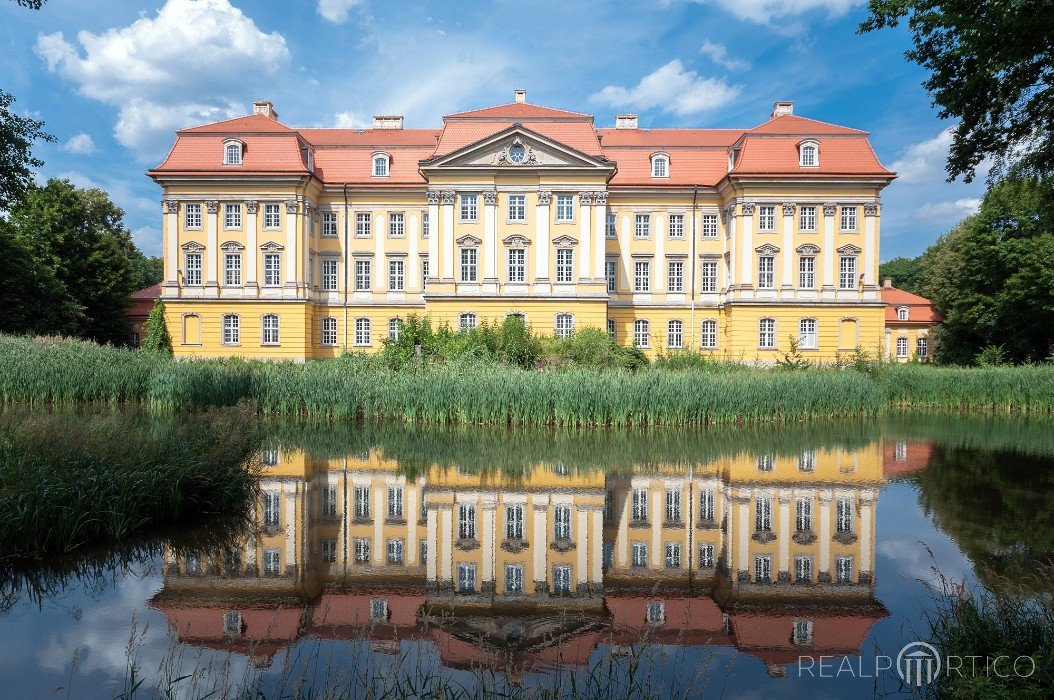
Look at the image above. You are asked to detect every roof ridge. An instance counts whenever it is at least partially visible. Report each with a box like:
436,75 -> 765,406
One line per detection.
753,113 -> 868,135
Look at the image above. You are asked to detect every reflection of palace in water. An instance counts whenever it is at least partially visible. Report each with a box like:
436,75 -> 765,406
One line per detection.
150,440 -> 930,674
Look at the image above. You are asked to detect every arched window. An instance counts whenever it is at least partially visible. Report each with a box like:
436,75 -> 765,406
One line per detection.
224,140 -> 243,165
354,317 -> 371,346
321,317 -> 338,346
372,153 -> 390,177
758,318 -> 776,349
262,314 -> 280,345
388,317 -> 403,340
606,318 -> 616,339
700,319 -> 717,349
555,313 -> 574,338
917,336 -> 929,360
667,320 -> 683,349
798,318 -> 817,349
651,153 -> 669,178
897,306 -> 909,321
896,336 -> 909,358
633,319 -> 650,348
459,313 -> 477,332
799,141 -> 819,167
222,314 -> 240,345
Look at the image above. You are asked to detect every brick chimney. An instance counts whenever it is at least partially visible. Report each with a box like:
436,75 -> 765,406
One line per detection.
514,89 -> 527,104
615,114 -> 639,129
770,101 -> 794,118
252,101 -> 279,120
883,276 -> 894,289
372,115 -> 404,130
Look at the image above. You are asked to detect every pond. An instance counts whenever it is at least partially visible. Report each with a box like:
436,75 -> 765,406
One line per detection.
0,411 -> 1051,698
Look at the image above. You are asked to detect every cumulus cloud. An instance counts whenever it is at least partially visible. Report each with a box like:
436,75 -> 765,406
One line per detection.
889,128 -> 956,184
333,110 -> 370,129
914,198 -> 981,222
590,60 -> 740,117
699,40 -> 749,71
692,0 -> 863,24
35,0 -> 290,161
317,0 -> 363,24
61,132 -> 95,155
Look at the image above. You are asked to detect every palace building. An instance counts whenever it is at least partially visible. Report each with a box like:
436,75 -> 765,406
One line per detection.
149,91 -> 895,361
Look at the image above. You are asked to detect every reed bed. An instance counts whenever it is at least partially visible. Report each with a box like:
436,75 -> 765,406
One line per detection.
886,363 -> 1054,412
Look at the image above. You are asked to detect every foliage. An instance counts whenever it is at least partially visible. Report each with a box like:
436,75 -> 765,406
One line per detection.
541,327 -> 649,370
774,337 -> 812,371
0,226 -> 81,335
878,255 -> 926,295
861,1 -> 1054,182
11,1 -> 48,10
142,299 -> 171,355
0,89 -> 53,210
885,363 -> 1054,412
975,344 -> 1007,367
128,250 -> 163,290
918,177 -> 1054,364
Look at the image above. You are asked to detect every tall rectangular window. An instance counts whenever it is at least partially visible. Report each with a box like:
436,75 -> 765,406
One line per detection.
507,248 -> 525,282
388,212 -> 404,237
665,543 -> 681,569
632,488 -> 648,521
184,203 -> 202,229
755,555 -> 772,582
556,195 -> 574,221
262,314 -> 280,345
799,205 -> 817,232
667,261 -> 684,292
553,565 -> 571,594
755,498 -> 772,531
184,252 -> 202,286
222,314 -> 240,345
355,212 -> 372,237
634,260 -> 651,292
634,213 -> 651,238
840,205 -> 858,232
263,491 -> 280,526
605,212 -> 617,238
917,337 -> 929,360
507,194 -> 526,222
836,498 -> 854,532
757,256 -> 775,289
458,504 -> 476,539
758,205 -> 776,232
460,194 -> 478,222
387,540 -> 404,564
321,212 -> 337,237
263,253 -> 281,286
795,556 -> 813,582
355,259 -> 371,291
699,543 -> 715,568
839,256 -> 857,290
505,504 -> 524,539
421,212 -> 429,238
796,498 -> 813,531
700,319 -> 717,349
554,505 -> 571,540
759,318 -> 776,349
667,320 -> 683,349
836,556 -> 854,582
458,563 -> 476,592
701,213 -> 718,238
460,248 -> 478,282
699,489 -> 715,521
264,204 -> 281,229
605,259 -> 617,292
224,253 -> 241,286
354,317 -> 370,346
388,258 -> 404,291
387,485 -> 404,519
421,258 -> 430,287
224,203 -> 242,229
665,489 -> 682,522
799,318 -> 818,349
354,539 -> 370,563
556,249 -> 573,283
631,543 -> 648,567
354,485 -> 370,519
321,317 -> 337,346
668,213 -> 684,239
505,564 -> 524,593
700,260 -> 718,292
897,337 -> 909,357
321,258 -> 338,291
634,319 -> 650,348
799,256 -> 816,289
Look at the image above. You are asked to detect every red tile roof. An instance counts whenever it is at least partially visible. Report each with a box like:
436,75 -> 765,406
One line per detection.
597,128 -> 743,148
444,101 -> 592,121
732,135 -> 893,178
299,128 -> 439,147
151,133 -> 309,175
132,283 -> 162,300
746,114 -> 867,136
179,114 -> 295,134
882,286 -> 942,324
433,121 -> 605,157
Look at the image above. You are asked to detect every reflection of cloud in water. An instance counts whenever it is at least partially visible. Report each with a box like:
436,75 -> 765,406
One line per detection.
877,537 -> 972,588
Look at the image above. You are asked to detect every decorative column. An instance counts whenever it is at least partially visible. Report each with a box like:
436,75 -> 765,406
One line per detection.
284,486 -> 296,569
593,192 -> 607,283
535,191 -> 552,292
483,191 -> 498,293
863,203 -> 879,290
441,191 -> 456,280
578,192 -> 593,281
777,490 -> 791,582
481,496 -> 496,594
303,202 -> 313,293
532,496 -> 548,593
374,211 -> 385,292
590,506 -> 603,593
616,489 -> 628,567
205,200 -> 219,296
576,505 -> 590,595
162,200 -> 179,290
283,200 -> 299,298
822,203 -> 836,298
407,484 -> 419,565
426,505 -> 438,585
439,504 -> 453,590
735,493 -> 750,581
738,202 -> 755,293
818,491 -> 832,582
781,203 -> 795,294
408,213 -> 419,289
651,484 -> 661,568
245,201 -> 258,293
427,191 -> 440,284
373,486 -> 384,564
859,491 -> 875,583
655,214 -> 665,290
724,203 -> 738,293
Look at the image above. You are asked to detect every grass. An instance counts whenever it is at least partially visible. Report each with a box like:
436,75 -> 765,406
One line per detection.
0,406 -> 260,559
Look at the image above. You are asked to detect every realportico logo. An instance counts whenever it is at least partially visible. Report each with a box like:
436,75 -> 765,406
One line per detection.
797,641 -> 1036,686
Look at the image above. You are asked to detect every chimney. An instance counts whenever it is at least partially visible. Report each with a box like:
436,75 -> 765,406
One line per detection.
252,101 -> 278,120
771,100 -> 794,119
372,115 -> 404,130
615,114 -> 639,130
514,89 -> 527,104
883,276 -> 894,289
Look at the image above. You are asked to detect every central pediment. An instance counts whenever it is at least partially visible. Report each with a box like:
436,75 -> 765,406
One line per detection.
421,124 -> 614,171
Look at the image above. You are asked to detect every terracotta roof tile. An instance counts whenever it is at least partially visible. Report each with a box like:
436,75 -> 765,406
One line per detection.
597,128 -> 743,148
433,121 -> 604,157
607,149 -> 730,188
747,114 -> 867,136
444,102 -> 592,121
732,136 -> 894,177
179,114 -> 294,134
299,129 -> 439,147
151,134 -> 308,175
312,146 -> 433,185
882,287 -> 942,323
132,283 -> 162,299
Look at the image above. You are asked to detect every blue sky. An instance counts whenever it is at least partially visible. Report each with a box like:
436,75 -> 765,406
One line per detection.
1,0 -> 986,259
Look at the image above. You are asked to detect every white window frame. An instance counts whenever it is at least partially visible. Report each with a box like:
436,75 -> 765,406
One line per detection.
701,213 -> 718,238
667,260 -> 684,292
634,260 -> 651,292
457,563 -> 476,592
795,556 -> 813,583
224,141 -> 242,166
263,252 -> 281,287
505,564 -> 524,593
836,498 -> 854,533
605,212 -> 617,239
372,153 -> 390,178
555,194 -> 575,222
917,336 -> 929,359
605,259 -> 617,292
507,248 -> 526,283
665,489 -> 682,522
700,319 -> 717,349
222,314 -> 240,345
507,194 -> 526,222
699,543 -> 715,568
505,504 -> 525,540
651,154 -> 669,178
321,258 -> 338,291
606,318 -> 616,339
460,248 -> 478,283
555,248 -> 573,283
388,258 -> 405,291
459,194 -> 478,222
632,487 -> 648,521
356,212 -> 372,238
840,205 -> 858,232
354,485 -> 371,519
184,203 -> 202,229
664,542 -> 681,569
388,212 -> 404,237
799,142 -> 819,168
759,318 -> 776,349
184,252 -> 202,286
553,565 -> 571,594
458,313 -> 477,332
263,203 -> 281,230
836,555 -> 854,582
631,543 -> 648,568
700,260 -> 718,293
388,317 -> 403,340
634,213 -> 651,238
757,255 -> 775,289
755,498 -> 772,531
354,259 -> 371,291
224,253 -> 241,286
224,203 -> 242,229
555,313 -> 574,338
387,539 -> 404,564
261,314 -> 280,345
799,318 -> 818,349
321,212 -> 338,237
320,317 -> 337,346
699,489 -> 715,521
839,256 -> 858,290
633,319 -> 650,348
799,256 -> 816,289
799,205 -> 817,232
354,538 -> 371,563
897,306 -> 909,321
755,555 -> 772,582
758,204 -> 776,232
668,213 -> 684,238
796,498 -> 813,531
896,336 -> 909,358
354,317 -> 371,346
667,319 -> 683,349
458,504 -> 476,539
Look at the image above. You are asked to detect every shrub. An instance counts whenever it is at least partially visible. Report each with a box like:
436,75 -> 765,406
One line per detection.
141,299 -> 171,355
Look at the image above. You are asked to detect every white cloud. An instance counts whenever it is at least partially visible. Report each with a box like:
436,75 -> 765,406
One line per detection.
35,0 -> 290,161
317,0 -> 362,24
889,128 -> 955,184
914,198 -> 981,222
61,132 -> 96,155
590,60 -> 740,117
699,40 -> 749,71
333,110 -> 370,129
693,0 -> 863,24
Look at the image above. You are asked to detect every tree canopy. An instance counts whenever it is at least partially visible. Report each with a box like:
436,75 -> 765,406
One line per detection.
879,256 -> 927,295
861,1 -> 1054,182
0,89 -> 53,210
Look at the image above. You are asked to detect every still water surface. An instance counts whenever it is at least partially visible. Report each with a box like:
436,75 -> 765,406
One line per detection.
1,412 -> 1050,698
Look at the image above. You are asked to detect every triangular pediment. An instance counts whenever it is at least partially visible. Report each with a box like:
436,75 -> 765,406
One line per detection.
503,234 -> 531,247
456,234 -> 482,246
755,243 -> 780,255
422,125 -> 614,170
552,235 -> 579,248
837,243 -> 862,255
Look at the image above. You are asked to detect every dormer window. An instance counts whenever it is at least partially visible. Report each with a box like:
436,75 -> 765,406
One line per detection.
651,153 -> 669,178
372,153 -> 390,177
897,306 -> 909,321
223,140 -> 243,166
799,141 -> 819,168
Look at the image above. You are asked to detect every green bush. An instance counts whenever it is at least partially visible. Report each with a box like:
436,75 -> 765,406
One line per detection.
141,299 -> 171,355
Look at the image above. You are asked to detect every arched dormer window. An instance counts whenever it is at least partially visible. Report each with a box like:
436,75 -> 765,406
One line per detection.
372,152 -> 390,177
798,141 -> 819,168
223,139 -> 244,165
651,153 -> 669,178
897,306 -> 909,321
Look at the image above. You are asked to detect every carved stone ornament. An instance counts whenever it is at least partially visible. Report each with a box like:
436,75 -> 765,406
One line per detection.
552,235 -> 579,248
537,190 -> 553,206
832,531 -> 859,545
496,137 -> 538,166
741,202 -> 756,215
723,202 -> 737,220
578,191 -> 594,205
782,203 -> 796,216
503,234 -> 531,247
220,240 -> 245,252
696,519 -> 718,530
260,240 -> 285,252
454,537 -> 480,551
755,243 -> 780,255
751,530 -> 777,544
823,202 -> 837,217
441,190 -> 456,205
550,538 -> 577,553
205,200 -> 219,214
837,243 -> 862,255
245,200 -> 258,214
737,570 -> 750,582
162,199 -> 179,214
594,191 -> 608,205
864,202 -> 880,216
792,530 -> 818,545
796,243 -> 821,255
427,190 -> 441,205
180,241 -> 205,253
456,234 -> 482,247
500,538 -> 530,554
284,199 -> 299,214
483,191 -> 497,205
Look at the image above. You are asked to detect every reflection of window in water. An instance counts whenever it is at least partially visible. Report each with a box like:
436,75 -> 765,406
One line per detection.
895,441 -> 908,462
223,612 -> 242,635
602,542 -> 614,571
420,492 -> 427,520
261,448 -> 279,466
796,498 -> 812,531
664,542 -> 681,569
795,555 -> 812,582
754,554 -> 772,582
755,498 -> 772,531
665,489 -> 682,522
836,498 -> 854,533
646,601 -> 665,624
554,505 -> 571,539
631,542 -> 648,568
322,485 -> 337,518
505,564 -> 524,593
185,553 -> 201,574
354,486 -> 371,519
553,461 -> 570,476
553,565 -> 571,594
505,505 -> 524,539
420,540 -> 428,565
457,563 -> 476,592
370,599 -> 388,622
322,538 -> 337,563
836,555 -> 854,582
458,504 -> 476,539
699,543 -> 715,568
263,492 -> 280,527
387,485 -> 404,519
354,538 -> 370,563
757,454 -> 774,472
604,490 -> 614,521
387,539 -> 404,564
263,549 -> 280,575
224,548 -> 241,573
632,488 -> 648,521
792,619 -> 813,647
699,489 -> 715,521
798,450 -> 816,472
